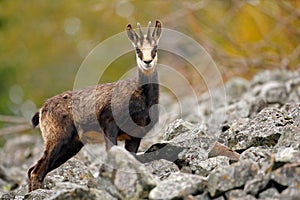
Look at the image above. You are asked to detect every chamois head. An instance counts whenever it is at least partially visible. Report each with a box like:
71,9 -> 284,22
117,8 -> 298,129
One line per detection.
126,20 -> 162,75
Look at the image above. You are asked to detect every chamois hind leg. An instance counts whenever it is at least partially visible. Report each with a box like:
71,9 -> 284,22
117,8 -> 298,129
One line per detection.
125,137 -> 141,153
27,129 -> 83,192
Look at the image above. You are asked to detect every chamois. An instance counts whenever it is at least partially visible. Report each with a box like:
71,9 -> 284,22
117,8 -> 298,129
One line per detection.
27,20 -> 162,192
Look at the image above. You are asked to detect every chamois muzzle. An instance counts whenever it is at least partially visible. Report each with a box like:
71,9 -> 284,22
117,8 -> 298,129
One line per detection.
144,60 -> 152,65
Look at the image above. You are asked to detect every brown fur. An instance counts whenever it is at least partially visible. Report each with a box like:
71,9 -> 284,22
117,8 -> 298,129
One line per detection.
27,21 -> 161,192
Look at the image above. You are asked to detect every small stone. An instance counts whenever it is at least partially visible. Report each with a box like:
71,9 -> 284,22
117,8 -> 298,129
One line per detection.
0,165 -> 19,191
244,175 -> 270,196
240,146 -> 274,171
224,100 -> 251,122
275,103 -> 300,150
149,172 -> 206,200
49,183 -> 116,200
192,156 -> 230,177
275,147 -> 300,163
225,77 -> 250,102
44,158 -> 93,190
114,168 -> 137,196
136,142 -> 185,163
271,163 -> 300,187
258,188 -> 280,199
163,119 -> 196,141
24,189 -> 54,200
225,189 -> 256,200
193,191 -> 225,200
255,81 -> 288,104
208,142 -> 240,161
207,160 -> 258,197
144,159 -> 179,181
280,186 -> 300,199
224,107 -> 292,150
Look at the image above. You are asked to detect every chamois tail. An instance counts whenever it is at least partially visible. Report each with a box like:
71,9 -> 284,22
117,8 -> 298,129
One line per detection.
32,112 -> 39,127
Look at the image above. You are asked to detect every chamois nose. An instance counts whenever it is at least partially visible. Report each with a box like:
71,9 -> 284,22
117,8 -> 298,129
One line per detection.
144,60 -> 152,65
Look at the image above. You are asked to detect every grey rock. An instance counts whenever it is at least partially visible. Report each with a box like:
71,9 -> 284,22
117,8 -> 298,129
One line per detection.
24,189 -> 54,200
0,192 -> 16,200
271,163 -> 300,187
0,135 -> 43,188
193,191 -> 225,200
244,176 -> 270,197
149,172 -> 206,200
44,158 -> 94,190
207,160 -> 258,197
280,186 -> 300,200
89,174 -> 122,199
240,146 -> 274,171
223,99 -> 251,122
170,128 -> 212,150
136,142 -> 185,163
225,77 -> 250,103
276,120 -> 300,150
49,183 -> 116,200
282,103 -> 300,120
274,146 -> 300,163
251,69 -> 296,85
0,135 -> 43,167
178,146 -> 209,170
221,69 -> 300,124
247,97 -> 268,118
0,185 -> 27,199
77,143 -> 107,177
96,146 -> 156,200
2,158 -> 97,199
286,76 -> 300,103
258,188 -> 280,199
0,165 -> 19,192
144,159 -> 179,181
253,81 -> 288,104
225,189 -> 256,200
163,119 -> 204,141
165,120 -> 216,169
247,70 -> 300,116
275,103 -> 300,150
219,118 -> 249,144
223,107 -> 292,150
190,156 -> 230,177
240,147 -> 274,196
142,119 -> 217,172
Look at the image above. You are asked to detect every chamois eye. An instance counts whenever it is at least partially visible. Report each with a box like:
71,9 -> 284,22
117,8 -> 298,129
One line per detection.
136,48 -> 143,59
151,46 -> 157,58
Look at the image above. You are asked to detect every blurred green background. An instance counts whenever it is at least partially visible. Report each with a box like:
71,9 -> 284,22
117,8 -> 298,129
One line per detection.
0,0 -> 300,120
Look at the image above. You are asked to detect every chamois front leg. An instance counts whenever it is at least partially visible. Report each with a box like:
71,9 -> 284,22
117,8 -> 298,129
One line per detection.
102,121 -> 119,151
124,115 -> 150,153
125,137 -> 141,153
27,129 -> 83,192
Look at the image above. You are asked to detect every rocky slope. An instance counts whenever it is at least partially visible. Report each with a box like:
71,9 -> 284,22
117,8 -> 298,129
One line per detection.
1,69 -> 300,199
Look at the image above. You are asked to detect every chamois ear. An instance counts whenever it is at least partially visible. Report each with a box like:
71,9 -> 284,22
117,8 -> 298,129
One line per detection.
152,20 -> 162,42
126,24 -> 139,45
